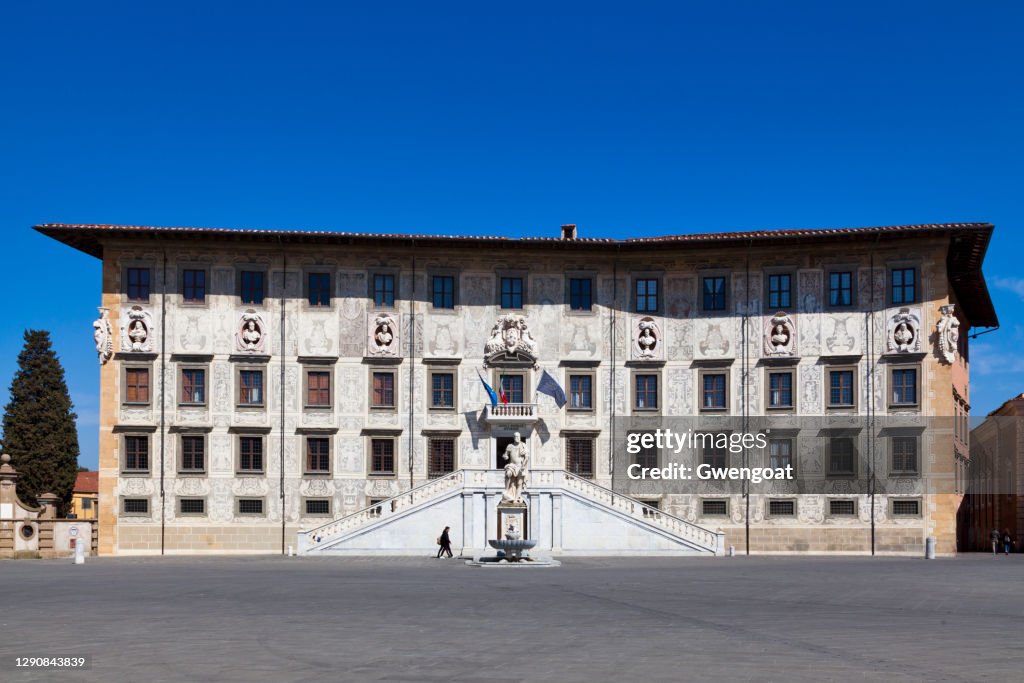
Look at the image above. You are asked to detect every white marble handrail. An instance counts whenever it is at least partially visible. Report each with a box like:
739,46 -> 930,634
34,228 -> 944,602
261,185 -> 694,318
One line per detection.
561,472 -> 721,551
487,403 -> 537,418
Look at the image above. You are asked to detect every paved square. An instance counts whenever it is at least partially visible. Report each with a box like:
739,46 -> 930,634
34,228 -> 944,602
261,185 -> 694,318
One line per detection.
1,555 -> 1020,682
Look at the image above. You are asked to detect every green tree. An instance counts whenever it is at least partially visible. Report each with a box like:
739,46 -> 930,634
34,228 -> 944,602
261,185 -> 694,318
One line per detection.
1,330 -> 80,513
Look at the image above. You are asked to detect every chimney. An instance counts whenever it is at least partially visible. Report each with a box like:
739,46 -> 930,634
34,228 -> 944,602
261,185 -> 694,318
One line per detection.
561,224 -> 577,240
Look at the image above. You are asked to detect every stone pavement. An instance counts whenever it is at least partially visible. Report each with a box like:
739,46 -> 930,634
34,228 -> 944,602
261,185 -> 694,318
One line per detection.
1,554 -> 1021,682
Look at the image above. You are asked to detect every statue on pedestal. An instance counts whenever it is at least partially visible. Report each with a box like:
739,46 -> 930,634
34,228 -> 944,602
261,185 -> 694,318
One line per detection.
501,431 -> 529,504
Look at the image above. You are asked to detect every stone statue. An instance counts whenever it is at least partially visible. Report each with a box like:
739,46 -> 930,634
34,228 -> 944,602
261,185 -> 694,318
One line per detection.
235,310 -> 266,353
937,304 -> 960,364
368,313 -> 398,356
93,307 -> 113,365
887,307 -> 921,354
121,305 -> 154,352
484,314 -> 537,362
501,431 -> 529,504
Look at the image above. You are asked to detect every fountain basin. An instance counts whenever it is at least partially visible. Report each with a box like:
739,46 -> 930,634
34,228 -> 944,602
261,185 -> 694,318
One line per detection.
487,538 -> 538,562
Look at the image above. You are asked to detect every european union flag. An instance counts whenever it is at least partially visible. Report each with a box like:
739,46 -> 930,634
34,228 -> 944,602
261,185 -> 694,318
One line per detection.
536,369 -> 567,408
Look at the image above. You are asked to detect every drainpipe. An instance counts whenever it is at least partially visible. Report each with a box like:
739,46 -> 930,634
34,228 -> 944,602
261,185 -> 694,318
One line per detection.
280,245 -> 287,555
160,248 -> 167,556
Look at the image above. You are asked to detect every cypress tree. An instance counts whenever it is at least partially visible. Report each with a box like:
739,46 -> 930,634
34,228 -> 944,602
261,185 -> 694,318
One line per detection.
1,330 -> 80,513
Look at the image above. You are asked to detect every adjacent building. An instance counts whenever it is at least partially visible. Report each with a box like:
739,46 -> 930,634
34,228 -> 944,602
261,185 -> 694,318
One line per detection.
71,471 -> 99,520
38,222 -> 997,556
965,393 -> 1024,551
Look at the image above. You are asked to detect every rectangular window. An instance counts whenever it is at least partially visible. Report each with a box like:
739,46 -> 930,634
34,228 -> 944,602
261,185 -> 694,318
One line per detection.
701,373 -> 727,411
124,436 -> 149,471
828,369 -> 855,408
240,271 -> 265,305
768,499 -> 796,516
891,368 -> 918,407
829,499 -> 856,516
428,438 -> 455,478
569,375 -> 593,410
306,371 -> 331,407
82,498 -> 92,510
767,371 -> 793,409
126,268 -> 151,302
306,437 -> 331,473
237,498 -> 264,515
179,498 -> 205,515
767,273 -> 791,310
499,374 -> 524,404
702,276 -> 727,311
239,437 -> 264,472
373,273 -> 395,307
180,435 -> 205,472
182,269 -> 206,304
769,438 -> 793,470
308,272 -> 331,307
891,499 -> 921,516
702,437 -> 728,468
633,433 -> 658,469
432,275 -> 455,309
500,277 -> 523,309
239,370 -> 264,406
372,372 -> 395,408
634,374 -> 658,411
123,498 -> 149,515
635,278 -> 659,313
431,372 -> 455,409
828,437 -> 855,476
891,436 -> 918,474
181,368 -> 206,405
371,438 -> 395,475
305,499 -> 331,516
125,367 -> 150,404
569,278 -> 593,311
702,499 -> 728,516
891,267 -> 916,305
567,438 -> 594,478
828,271 -> 853,307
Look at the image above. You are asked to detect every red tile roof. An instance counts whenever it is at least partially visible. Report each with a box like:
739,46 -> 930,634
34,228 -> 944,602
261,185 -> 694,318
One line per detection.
34,221 -> 998,327
74,471 -> 98,494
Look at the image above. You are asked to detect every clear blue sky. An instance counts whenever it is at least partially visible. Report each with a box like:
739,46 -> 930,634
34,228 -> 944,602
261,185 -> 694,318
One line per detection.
2,2 -> 1022,470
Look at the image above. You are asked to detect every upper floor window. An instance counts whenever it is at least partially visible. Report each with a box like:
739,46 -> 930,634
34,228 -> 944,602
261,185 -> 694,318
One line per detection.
702,276 -> 727,311
240,271 -> 265,305
891,436 -> 918,474
499,374 -> 524,404
828,369 -> 855,408
370,438 -> 395,475
635,278 -> 659,313
566,438 -> 594,478
238,436 -> 264,472
634,374 -> 658,411
501,277 -> 524,309
890,267 -> 917,305
701,373 -> 727,411
181,368 -> 206,405
767,371 -> 793,409
569,374 -> 593,411
891,368 -> 918,407
308,272 -> 331,307
306,438 -> 331,474
182,269 -> 206,304
432,275 -> 455,309
373,273 -> 395,307
769,438 -> 793,470
306,370 -> 331,408
428,438 -> 455,478
702,436 -> 728,468
431,372 -> 455,409
125,367 -> 150,404
767,273 -> 791,310
569,278 -> 593,311
633,433 -> 659,469
828,271 -> 854,307
238,369 -> 264,407
123,435 -> 149,472
180,435 -> 205,473
126,268 -> 151,302
372,371 -> 395,408
828,437 -> 856,476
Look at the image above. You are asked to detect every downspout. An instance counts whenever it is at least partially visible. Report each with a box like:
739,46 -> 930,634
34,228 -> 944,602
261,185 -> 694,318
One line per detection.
744,246 -> 750,555
610,254 -> 618,496
409,242 -> 417,490
280,245 -> 287,555
160,248 -> 167,556
868,243 -> 877,556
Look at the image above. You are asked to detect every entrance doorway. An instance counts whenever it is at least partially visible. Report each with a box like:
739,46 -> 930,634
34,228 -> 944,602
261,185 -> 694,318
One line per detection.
495,436 -> 514,469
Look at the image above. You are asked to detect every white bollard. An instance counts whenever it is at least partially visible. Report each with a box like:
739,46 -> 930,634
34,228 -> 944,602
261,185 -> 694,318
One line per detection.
73,540 -> 85,565
925,537 -> 936,560
729,544 -> 735,557
287,545 -> 294,557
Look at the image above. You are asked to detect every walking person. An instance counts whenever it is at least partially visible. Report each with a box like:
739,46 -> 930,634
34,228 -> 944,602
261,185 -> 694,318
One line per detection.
436,526 -> 453,559
991,528 -> 1000,555
1003,529 -> 1013,556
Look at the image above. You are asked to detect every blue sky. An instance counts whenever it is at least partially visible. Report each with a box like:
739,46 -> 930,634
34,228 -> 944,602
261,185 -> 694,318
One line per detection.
1,2 -> 1021,470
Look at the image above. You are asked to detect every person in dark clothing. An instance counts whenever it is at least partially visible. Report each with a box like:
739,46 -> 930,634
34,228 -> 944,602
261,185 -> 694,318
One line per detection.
1003,529 -> 1013,556
437,526 -> 453,559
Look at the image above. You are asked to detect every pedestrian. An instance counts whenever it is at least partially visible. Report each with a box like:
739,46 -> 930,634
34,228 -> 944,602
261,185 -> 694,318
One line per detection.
436,526 -> 453,559
1003,529 -> 1013,556
991,528 -> 1000,555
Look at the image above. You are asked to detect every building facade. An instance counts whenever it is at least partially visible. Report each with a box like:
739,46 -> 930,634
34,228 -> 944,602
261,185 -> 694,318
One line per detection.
965,393 -> 1024,551
39,222 -> 997,556
70,471 -> 99,520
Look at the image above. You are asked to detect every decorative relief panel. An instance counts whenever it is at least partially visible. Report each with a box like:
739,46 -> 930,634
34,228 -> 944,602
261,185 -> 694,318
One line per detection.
177,314 -> 208,353
886,307 -> 922,354
484,314 -> 537,364
426,318 -> 460,357
693,319 -> 734,360
799,365 -> 822,414
235,310 -> 267,354
936,304 -> 960,364
304,318 -> 333,356
121,305 -> 154,353
666,367 -> 693,415
631,316 -> 664,361
400,313 -> 422,357
763,312 -> 796,357
93,307 -> 113,364
665,276 -> 695,318
367,312 -> 399,358
823,315 -> 858,355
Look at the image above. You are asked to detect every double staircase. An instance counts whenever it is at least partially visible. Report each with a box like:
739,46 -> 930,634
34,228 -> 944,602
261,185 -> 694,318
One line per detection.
298,469 -> 724,556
